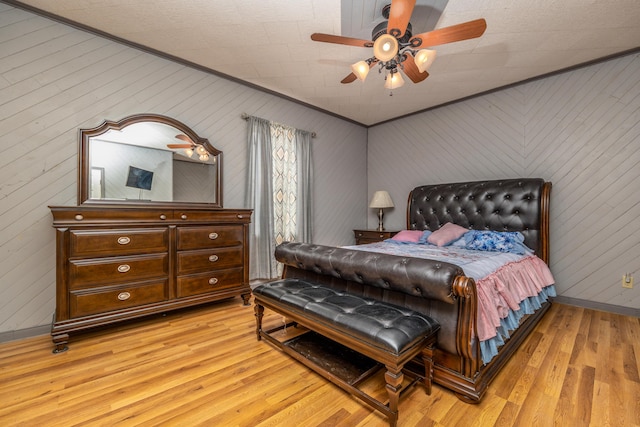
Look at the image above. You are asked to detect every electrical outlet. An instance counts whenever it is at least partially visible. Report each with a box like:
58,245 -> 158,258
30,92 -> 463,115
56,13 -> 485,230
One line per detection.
622,274 -> 634,289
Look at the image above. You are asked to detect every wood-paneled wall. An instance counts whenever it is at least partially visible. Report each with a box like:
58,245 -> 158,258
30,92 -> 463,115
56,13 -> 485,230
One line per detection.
0,4 -> 368,338
368,52 -> 640,312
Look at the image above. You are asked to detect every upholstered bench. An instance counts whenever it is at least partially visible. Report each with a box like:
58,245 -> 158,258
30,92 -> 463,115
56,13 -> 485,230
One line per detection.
253,278 -> 440,427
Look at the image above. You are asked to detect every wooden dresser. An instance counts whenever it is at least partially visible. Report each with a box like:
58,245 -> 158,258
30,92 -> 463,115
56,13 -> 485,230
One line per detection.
50,204 -> 252,353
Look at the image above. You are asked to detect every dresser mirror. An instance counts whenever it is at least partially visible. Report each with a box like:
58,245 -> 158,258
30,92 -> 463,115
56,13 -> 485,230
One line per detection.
78,114 -> 222,206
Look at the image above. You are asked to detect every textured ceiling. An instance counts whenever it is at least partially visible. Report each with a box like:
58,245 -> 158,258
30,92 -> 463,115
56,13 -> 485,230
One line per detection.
9,0 -> 640,126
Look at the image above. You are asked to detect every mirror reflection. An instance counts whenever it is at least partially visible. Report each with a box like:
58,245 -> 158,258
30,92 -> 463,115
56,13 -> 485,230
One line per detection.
78,114 -> 222,206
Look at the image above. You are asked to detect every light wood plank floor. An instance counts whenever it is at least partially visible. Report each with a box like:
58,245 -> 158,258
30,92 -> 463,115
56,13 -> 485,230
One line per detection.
1,299 -> 638,426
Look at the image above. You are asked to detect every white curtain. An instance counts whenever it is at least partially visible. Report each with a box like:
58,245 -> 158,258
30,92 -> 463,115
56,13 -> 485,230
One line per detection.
245,117 -> 313,280
295,129 -> 313,243
246,117 -> 276,279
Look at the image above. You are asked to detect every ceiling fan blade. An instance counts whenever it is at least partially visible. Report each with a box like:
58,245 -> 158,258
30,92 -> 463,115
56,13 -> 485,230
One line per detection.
402,53 -> 429,83
341,73 -> 357,84
175,134 -> 194,143
409,18 -> 487,48
167,144 -> 193,149
387,0 -> 416,38
311,33 -> 373,48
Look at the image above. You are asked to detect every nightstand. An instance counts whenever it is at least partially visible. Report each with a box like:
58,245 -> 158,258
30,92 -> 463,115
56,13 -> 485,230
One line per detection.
353,229 -> 398,245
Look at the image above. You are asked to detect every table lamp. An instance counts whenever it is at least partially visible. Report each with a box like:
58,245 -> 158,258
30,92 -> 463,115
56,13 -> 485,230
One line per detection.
369,190 -> 394,231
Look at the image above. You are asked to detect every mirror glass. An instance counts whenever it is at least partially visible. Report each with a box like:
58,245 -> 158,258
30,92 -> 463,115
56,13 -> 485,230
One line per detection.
78,114 -> 222,206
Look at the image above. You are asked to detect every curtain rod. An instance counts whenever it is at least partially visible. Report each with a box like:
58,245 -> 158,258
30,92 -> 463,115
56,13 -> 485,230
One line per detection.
241,113 -> 316,138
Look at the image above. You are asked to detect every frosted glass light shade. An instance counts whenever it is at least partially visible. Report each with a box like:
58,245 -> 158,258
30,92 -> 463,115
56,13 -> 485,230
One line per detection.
373,34 -> 399,61
369,190 -> 394,208
384,72 -> 405,89
351,60 -> 370,81
415,49 -> 437,73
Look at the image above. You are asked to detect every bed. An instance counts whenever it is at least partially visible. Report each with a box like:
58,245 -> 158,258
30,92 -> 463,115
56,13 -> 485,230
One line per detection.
273,178 -> 554,402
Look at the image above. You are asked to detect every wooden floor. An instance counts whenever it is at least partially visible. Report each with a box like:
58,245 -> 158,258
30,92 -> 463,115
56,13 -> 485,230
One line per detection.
1,299 -> 638,426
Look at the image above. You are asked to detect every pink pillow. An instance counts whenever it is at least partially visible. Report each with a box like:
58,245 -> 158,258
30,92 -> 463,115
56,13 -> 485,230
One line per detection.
390,230 -> 424,243
427,222 -> 468,246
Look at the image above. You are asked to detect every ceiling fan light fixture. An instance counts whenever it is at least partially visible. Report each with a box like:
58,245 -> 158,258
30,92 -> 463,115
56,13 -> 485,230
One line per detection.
415,49 -> 437,73
351,60 -> 370,81
384,71 -> 405,90
373,34 -> 399,62
184,147 -> 194,157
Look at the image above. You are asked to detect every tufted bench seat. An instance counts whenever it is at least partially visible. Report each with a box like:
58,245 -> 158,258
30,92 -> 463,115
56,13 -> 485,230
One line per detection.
253,278 -> 440,427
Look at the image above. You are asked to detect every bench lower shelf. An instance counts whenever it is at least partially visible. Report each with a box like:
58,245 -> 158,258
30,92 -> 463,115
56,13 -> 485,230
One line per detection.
284,330 -> 382,385
259,322 -> 425,426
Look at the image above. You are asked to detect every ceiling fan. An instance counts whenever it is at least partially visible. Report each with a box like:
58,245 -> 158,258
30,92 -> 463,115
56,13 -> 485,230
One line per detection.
167,134 -> 210,161
310,0 -> 486,90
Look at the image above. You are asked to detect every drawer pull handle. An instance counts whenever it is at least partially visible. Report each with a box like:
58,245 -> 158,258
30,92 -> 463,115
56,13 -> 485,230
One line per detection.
159,214 -> 167,220
237,215 -> 243,219
181,214 -> 188,220
118,264 -> 131,273
208,232 -> 219,240
74,214 -> 84,221
209,278 -> 218,285
209,255 -> 219,262
117,236 -> 131,245
117,292 -> 131,301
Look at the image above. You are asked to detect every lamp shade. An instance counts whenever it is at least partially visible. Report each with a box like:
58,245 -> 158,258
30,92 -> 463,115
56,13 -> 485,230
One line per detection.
414,49 -> 437,73
369,190 -> 394,209
351,60 -> 370,81
373,34 -> 399,62
384,72 -> 405,89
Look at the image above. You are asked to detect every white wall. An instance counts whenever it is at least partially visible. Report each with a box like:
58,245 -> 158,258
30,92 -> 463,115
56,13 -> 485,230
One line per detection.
0,4 -> 368,338
368,52 -> 640,312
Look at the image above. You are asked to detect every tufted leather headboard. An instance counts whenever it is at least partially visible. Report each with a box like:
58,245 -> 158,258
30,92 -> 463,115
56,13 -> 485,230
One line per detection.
407,178 -> 551,263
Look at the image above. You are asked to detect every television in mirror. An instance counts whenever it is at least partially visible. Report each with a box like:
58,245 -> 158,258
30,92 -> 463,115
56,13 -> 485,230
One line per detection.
126,166 -> 154,191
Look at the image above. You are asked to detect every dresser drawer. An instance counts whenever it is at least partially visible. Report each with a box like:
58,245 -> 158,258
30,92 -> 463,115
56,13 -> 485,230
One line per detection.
177,247 -> 243,274
177,268 -> 244,298
177,225 -> 243,250
69,280 -> 168,318
174,210 -> 250,222
353,230 -> 398,245
69,254 -> 168,289
51,208 -> 171,223
70,228 -> 169,257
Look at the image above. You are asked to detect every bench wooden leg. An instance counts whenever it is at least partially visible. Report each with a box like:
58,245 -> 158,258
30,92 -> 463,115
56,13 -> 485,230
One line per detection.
254,303 -> 264,341
384,365 -> 403,427
421,344 -> 436,395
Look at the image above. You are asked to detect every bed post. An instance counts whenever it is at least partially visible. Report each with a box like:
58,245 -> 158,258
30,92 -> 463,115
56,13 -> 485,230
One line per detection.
452,276 -> 480,376
540,181 -> 552,265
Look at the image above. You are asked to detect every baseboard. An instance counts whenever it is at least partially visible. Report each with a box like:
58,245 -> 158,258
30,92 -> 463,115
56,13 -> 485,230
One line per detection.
0,324 -> 50,344
553,296 -> 640,318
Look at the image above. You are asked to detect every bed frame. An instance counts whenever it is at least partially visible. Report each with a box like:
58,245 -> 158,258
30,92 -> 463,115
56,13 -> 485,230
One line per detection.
272,178 -> 552,402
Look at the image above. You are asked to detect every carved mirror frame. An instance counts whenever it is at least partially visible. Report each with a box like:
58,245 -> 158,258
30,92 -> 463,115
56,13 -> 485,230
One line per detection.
78,113 -> 222,207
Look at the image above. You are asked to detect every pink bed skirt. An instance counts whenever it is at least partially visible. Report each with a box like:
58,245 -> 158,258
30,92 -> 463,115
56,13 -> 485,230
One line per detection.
476,255 -> 555,342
